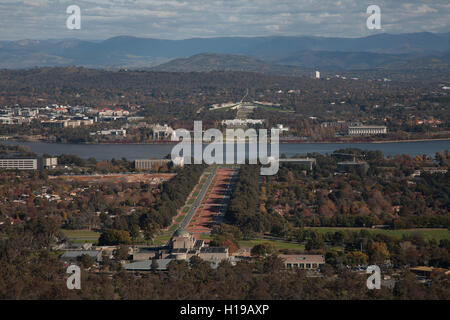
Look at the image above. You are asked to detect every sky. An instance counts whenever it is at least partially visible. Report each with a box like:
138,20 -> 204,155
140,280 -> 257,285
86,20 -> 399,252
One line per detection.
0,0 -> 449,41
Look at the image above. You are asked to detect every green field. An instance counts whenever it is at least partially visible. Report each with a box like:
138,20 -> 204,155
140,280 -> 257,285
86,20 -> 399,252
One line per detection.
238,239 -> 305,250
182,206 -> 190,213
69,239 -> 98,244
306,227 -> 450,241
176,214 -> 186,222
61,229 -> 100,241
259,105 -> 293,113
199,234 -> 212,241
153,234 -> 172,245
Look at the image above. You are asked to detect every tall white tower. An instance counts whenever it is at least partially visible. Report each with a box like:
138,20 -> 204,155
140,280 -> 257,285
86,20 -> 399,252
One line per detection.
315,71 -> 321,79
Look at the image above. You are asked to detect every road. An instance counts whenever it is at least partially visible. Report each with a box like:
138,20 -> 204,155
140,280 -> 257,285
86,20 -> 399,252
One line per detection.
177,168 -> 217,231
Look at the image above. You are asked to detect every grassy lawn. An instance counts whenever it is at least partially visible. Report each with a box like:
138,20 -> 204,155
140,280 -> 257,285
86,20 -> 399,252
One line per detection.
182,207 -> 190,213
176,215 -> 186,222
192,190 -> 200,197
187,198 -> 195,205
70,239 -> 98,244
259,105 -> 293,113
61,229 -> 100,240
199,234 -> 212,241
153,234 -> 172,245
238,239 -> 305,251
306,227 -> 450,241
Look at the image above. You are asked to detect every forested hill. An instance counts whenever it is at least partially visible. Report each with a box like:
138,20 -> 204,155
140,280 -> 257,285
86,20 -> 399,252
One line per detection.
150,53 -> 309,76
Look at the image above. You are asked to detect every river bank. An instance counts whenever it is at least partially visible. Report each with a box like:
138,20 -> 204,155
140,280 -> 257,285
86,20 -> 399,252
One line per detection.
4,136 -> 450,145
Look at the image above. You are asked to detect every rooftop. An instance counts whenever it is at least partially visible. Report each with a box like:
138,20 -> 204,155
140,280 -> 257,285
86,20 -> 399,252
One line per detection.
348,125 -> 387,128
173,228 -> 190,238
60,250 -> 101,259
200,247 -> 228,254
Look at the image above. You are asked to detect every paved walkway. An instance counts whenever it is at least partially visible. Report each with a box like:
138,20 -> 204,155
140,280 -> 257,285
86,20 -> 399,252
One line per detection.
186,167 -> 239,238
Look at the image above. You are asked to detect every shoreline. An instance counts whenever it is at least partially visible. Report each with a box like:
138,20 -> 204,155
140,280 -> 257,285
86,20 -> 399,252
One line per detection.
280,137 -> 450,144
3,137 -> 449,145
0,137 -> 450,145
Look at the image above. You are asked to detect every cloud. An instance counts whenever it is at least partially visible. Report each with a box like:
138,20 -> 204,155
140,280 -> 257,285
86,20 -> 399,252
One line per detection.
264,25 -> 280,32
414,4 -> 438,14
0,0 -> 448,40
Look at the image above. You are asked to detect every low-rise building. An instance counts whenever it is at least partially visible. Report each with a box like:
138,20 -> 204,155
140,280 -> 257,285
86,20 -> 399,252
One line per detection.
42,157 -> 58,169
0,157 -> 38,170
152,124 -> 175,140
134,159 -> 171,170
221,119 -> 264,126
198,247 -> 229,262
0,157 -> 58,170
41,119 -> 93,128
279,158 -> 316,170
279,254 -> 325,270
90,129 -> 126,137
134,157 -> 184,170
348,125 -> 387,135
60,250 -> 102,262
410,266 -> 450,279
0,116 -> 29,125
123,259 -> 173,271
132,248 -> 159,261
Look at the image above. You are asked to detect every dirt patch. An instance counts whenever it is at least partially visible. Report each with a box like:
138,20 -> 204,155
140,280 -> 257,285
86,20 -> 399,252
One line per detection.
50,173 -> 175,184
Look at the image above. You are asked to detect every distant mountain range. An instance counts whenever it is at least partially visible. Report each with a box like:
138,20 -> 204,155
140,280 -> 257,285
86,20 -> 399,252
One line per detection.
0,32 -> 449,71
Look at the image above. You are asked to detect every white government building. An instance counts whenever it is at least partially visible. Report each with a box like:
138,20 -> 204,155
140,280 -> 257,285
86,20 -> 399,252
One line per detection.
221,119 -> 264,126
348,125 -> 387,135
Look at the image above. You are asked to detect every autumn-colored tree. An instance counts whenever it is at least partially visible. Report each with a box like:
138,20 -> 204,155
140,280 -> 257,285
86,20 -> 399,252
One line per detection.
368,241 -> 390,264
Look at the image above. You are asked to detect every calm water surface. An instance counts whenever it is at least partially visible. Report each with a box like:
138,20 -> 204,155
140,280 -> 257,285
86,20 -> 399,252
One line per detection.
3,140 -> 449,161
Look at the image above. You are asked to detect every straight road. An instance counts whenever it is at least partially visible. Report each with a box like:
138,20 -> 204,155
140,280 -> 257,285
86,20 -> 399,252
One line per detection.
177,168 -> 217,232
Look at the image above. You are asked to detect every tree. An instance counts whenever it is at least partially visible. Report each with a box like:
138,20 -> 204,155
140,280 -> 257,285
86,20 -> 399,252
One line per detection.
368,242 -> 390,264
78,254 -> 94,269
167,260 -> 189,280
345,251 -> 368,265
305,232 -> 326,252
113,245 -> 130,261
251,243 -> 275,257
151,258 -> 159,272
98,229 -> 132,245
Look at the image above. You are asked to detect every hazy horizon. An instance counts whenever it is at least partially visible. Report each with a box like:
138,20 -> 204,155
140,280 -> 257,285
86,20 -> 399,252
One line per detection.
3,30 -> 450,43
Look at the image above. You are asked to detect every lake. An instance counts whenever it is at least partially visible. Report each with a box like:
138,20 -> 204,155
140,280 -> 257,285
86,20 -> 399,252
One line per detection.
2,140 -> 449,161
